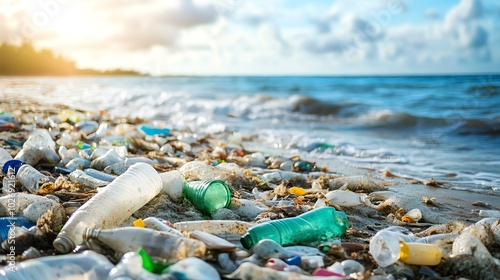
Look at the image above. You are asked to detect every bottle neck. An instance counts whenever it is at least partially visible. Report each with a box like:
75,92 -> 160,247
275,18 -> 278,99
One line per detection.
84,228 -> 100,240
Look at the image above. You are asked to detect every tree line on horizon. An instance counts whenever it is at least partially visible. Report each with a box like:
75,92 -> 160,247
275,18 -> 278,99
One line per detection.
0,42 -> 142,76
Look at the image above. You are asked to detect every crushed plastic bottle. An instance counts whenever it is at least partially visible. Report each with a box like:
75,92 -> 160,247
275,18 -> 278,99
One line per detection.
229,198 -> 269,220
15,146 -> 60,166
0,193 -> 65,229
53,163 -> 162,253
85,227 -> 206,262
68,170 -> 109,188
159,170 -> 184,202
402,208 -> 423,223
0,250 -> 114,280
240,206 -> 349,249
22,129 -> 56,150
325,190 -> 366,207
183,180 -> 232,216
90,148 -> 124,170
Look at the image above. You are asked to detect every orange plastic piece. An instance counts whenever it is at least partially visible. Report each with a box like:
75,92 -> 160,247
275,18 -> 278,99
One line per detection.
401,215 -> 416,223
0,123 -> 15,131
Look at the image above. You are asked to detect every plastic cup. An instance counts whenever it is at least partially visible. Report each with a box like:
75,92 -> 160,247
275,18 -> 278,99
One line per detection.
183,180 -> 231,215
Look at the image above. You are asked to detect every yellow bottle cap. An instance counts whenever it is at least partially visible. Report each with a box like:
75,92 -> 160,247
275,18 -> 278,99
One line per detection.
289,187 -> 306,196
133,218 -> 145,228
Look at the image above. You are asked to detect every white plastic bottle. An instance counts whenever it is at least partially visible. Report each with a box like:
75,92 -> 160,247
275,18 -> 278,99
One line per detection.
53,163 -> 162,253
85,227 -> 206,262
0,250 -> 114,280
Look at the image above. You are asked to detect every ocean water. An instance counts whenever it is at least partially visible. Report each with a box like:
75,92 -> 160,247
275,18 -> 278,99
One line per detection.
1,75 -> 500,194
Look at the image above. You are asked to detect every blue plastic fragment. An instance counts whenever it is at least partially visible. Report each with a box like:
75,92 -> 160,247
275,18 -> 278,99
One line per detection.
4,139 -> 22,147
55,166 -> 72,174
139,125 -> 170,137
285,256 -> 301,266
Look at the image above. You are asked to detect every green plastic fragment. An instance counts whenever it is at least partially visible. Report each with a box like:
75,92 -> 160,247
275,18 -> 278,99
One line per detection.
137,248 -> 170,274
138,248 -> 154,272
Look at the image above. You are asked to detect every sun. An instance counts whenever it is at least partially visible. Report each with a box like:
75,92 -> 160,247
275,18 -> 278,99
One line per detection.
50,7 -> 100,39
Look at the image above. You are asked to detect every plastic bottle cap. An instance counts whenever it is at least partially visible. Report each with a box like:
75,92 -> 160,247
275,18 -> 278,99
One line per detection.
2,159 -> 24,175
53,235 -> 75,253
133,218 -> 146,228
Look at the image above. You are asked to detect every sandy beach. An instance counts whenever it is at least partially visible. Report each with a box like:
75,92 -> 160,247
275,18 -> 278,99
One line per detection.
1,92 -> 499,279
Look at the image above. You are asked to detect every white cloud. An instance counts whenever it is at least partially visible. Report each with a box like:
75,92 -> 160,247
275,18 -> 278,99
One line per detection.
442,0 -> 489,58
0,0 -> 498,74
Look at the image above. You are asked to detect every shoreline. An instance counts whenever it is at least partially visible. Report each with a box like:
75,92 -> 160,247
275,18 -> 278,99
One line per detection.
1,95 -> 499,278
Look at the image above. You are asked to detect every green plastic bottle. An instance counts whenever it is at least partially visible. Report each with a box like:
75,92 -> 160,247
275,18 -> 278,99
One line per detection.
240,207 -> 349,249
183,180 -> 232,215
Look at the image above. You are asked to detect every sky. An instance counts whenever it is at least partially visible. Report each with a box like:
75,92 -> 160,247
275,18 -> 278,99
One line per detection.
1,0 -> 499,75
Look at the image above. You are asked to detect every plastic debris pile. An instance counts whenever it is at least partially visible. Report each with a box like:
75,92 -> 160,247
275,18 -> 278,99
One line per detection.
0,108 -> 499,280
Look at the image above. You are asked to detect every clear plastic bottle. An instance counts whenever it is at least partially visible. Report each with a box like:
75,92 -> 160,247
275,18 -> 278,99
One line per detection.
16,164 -> 50,193
0,250 -> 114,280
90,148 -> 124,170
53,163 -> 162,253
14,147 -> 45,166
84,168 -> 117,182
84,227 -> 206,263
23,129 -> 56,150
369,228 -> 418,267
183,180 -> 232,215
240,206 -> 350,249
69,170 -> 109,188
